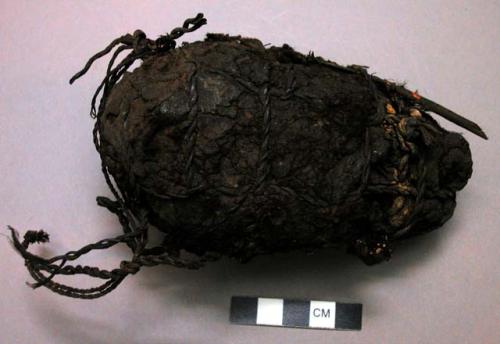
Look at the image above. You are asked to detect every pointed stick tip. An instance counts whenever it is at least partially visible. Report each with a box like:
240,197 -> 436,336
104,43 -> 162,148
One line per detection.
467,122 -> 488,140
475,128 -> 488,140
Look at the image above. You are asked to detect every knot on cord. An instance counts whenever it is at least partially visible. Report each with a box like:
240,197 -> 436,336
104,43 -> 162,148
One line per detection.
120,260 -> 142,275
22,230 -> 50,248
7,14 -> 209,299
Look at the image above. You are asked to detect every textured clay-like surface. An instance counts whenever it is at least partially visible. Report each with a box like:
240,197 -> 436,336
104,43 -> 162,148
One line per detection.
99,35 -> 472,264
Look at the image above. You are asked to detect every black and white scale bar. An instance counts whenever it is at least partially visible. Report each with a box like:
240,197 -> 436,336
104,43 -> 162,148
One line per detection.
230,296 -> 362,330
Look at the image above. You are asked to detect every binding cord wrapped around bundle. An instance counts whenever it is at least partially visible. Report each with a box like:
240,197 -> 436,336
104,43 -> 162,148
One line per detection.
8,14 -> 208,299
8,13 -> 487,299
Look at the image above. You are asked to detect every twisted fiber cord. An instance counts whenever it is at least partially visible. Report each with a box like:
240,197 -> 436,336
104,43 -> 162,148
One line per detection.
203,62 -> 273,232
183,67 -> 200,188
12,13 -> 482,298
8,227 -> 129,298
312,58 -> 487,139
8,14 -> 207,299
89,13 -> 207,207
28,265 -> 126,299
255,64 -> 272,190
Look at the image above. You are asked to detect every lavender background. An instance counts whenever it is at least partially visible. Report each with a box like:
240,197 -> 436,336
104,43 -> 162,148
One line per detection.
1,1 -> 498,343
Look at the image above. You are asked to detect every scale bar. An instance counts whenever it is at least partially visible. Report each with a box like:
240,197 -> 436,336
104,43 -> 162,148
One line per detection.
230,296 -> 362,330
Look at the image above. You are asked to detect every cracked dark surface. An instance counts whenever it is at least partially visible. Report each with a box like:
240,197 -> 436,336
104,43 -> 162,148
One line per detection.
99,34 -> 473,265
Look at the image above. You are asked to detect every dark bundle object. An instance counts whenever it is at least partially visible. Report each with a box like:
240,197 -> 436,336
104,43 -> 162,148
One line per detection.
9,14 -> 487,299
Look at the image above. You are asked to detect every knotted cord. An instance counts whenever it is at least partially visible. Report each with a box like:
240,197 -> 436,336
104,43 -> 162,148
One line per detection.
8,12 -> 486,297
8,13 -> 208,299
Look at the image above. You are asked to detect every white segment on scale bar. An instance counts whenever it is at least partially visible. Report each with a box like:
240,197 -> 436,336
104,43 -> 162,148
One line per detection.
309,301 -> 336,329
256,298 -> 284,326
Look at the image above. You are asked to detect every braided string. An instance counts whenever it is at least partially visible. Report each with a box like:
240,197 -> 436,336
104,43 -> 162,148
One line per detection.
255,64 -> 272,190
8,14 -> 207,299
